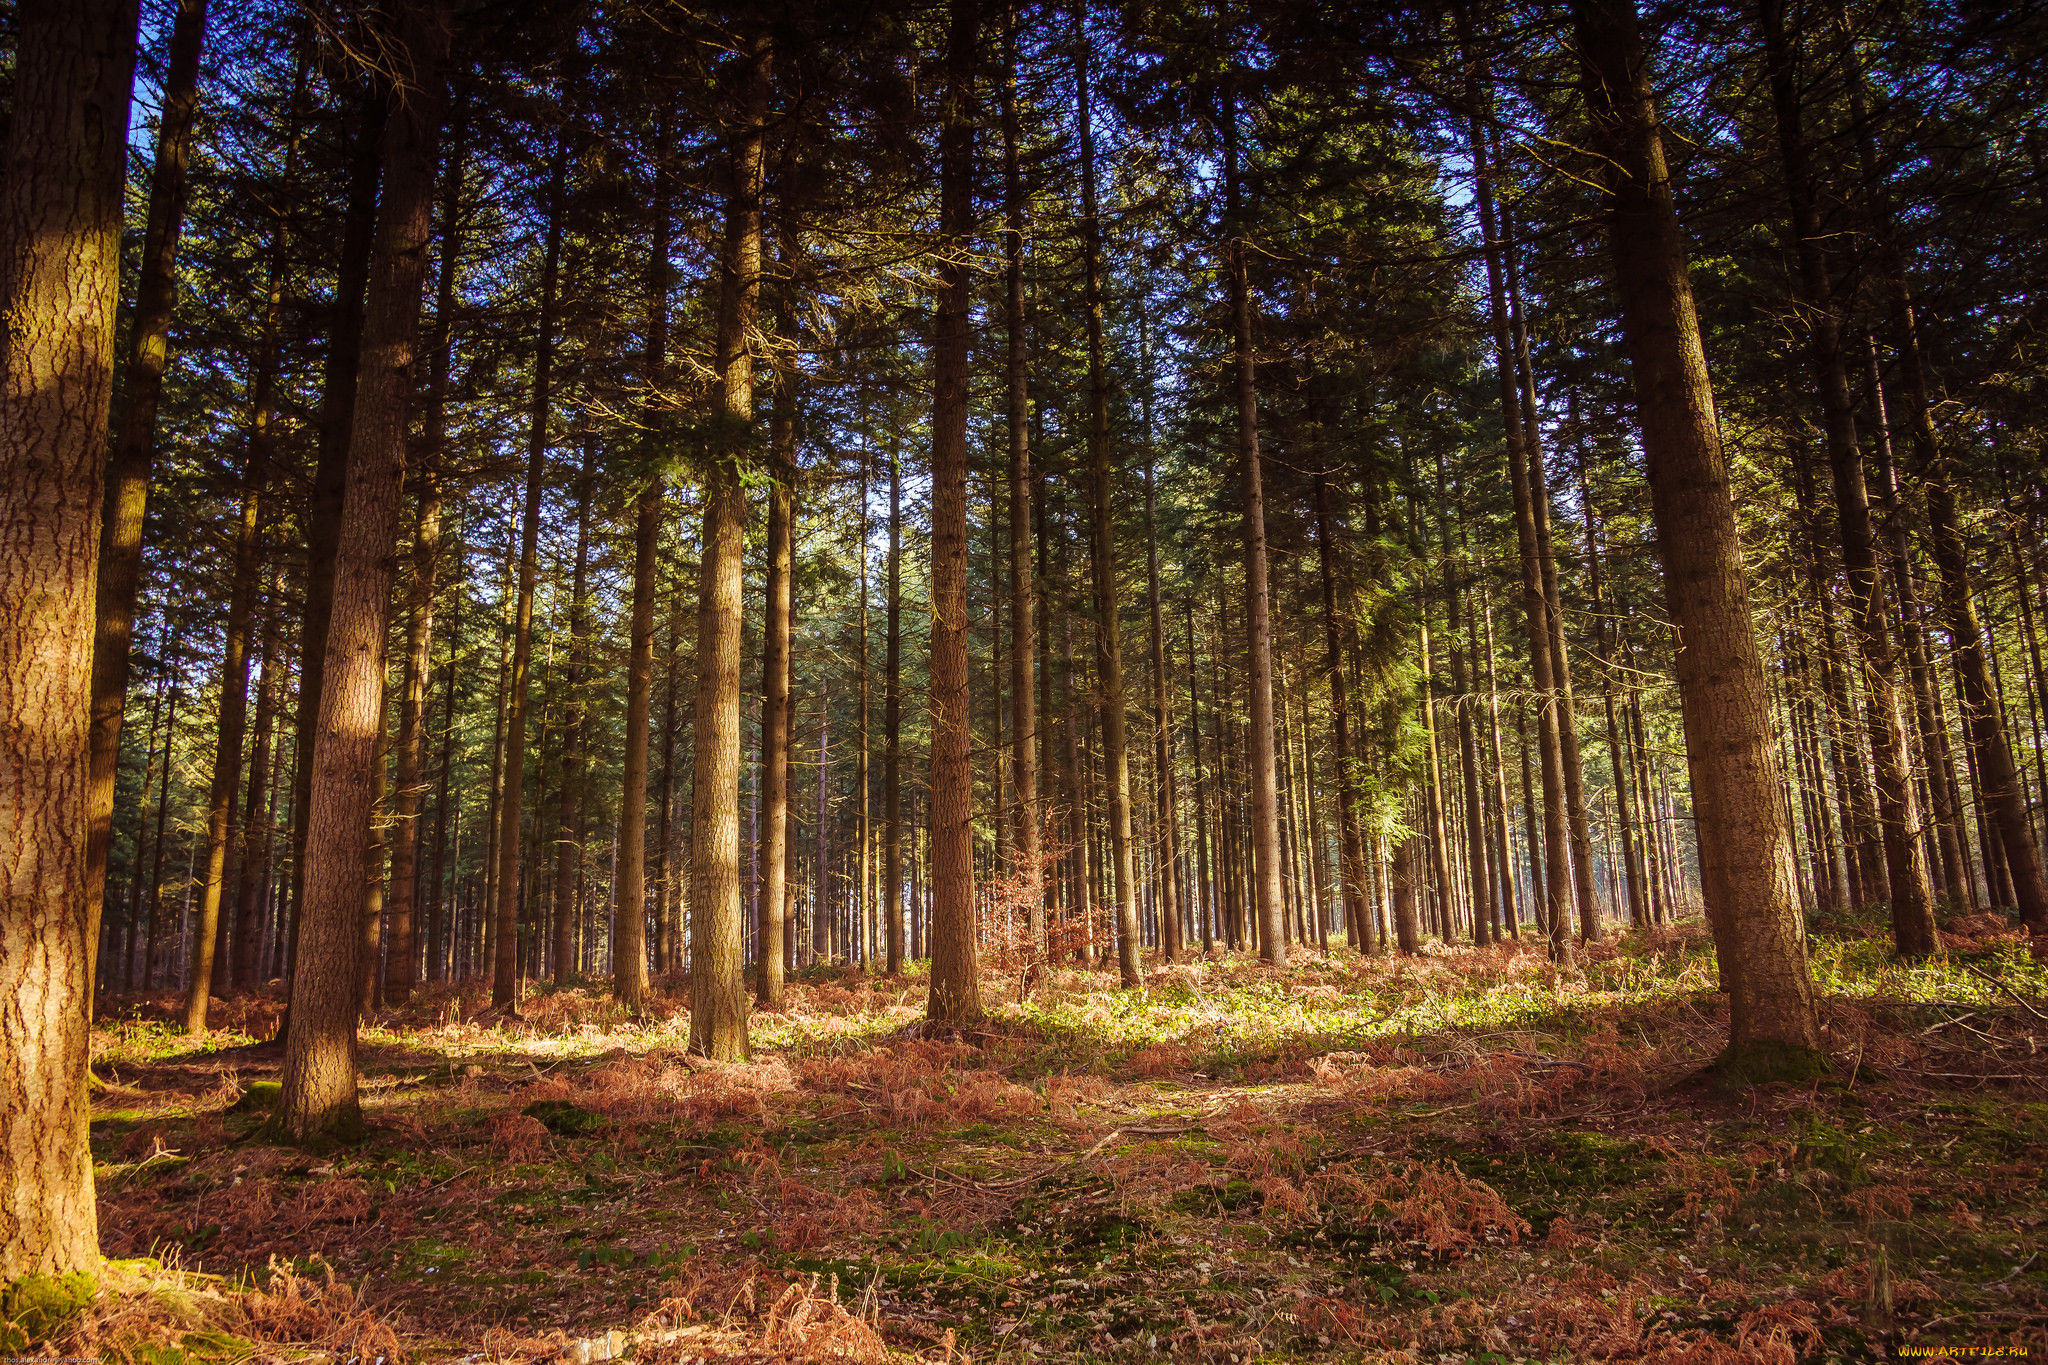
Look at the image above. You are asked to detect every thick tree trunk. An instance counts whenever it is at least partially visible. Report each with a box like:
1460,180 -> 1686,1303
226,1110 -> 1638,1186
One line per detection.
688,30 -> 769,1059
1573,0 -> 1824,1075
287,84 -> 388,1002
278,0 -> 452,1139
1761,0 -> 1937,955
0,0 -> 139,1286
492,141 -> 565,1009
926,0 -> 984,1024
1221,89 -> 1286,968
83,0 -> 202,992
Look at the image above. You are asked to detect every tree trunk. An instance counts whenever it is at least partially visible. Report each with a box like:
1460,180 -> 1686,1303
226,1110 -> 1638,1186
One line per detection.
492,139 -> 565,1009
1467,107 -> 1575,964
758,261 -> 796,1003
1220,87 -> 1286,968
617,475 -> 660,1010
1573,0 -> 1824,1075
0,0 -> 139,1286
185,448 -> 261,1031
1761,0 -> 1937,954
232,588 -> 283,992
1003,6 -> 1044,954
885,444 -> 905,974
1501,198 -> 1602,944
926,0 -> 984,1025
1144,451 -> 1183,963
286,83 -> 388,1003
1075,16 -> 1141,988
84,0 -> 202,995
391,102 -> 462,1004
1313,472 -> 1370,954
278,0 -> 451,1139
617,131 -> 672,1010
688,29 -> 769,1059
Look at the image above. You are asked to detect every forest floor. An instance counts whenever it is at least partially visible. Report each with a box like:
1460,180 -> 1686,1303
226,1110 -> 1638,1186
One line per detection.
66,913 -> 2048,1364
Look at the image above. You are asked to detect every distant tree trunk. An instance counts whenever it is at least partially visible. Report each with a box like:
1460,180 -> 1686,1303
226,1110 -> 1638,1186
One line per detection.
926,0 -> 984,1024
84,0 -> 203,990
1075,15 -> 1140,987
689,29 -> 769,1059
1501,199 -> 1601,944
278,0 -> 451,1139
1866,347 -> 1972,908
1760,0 -> 1936,954
1437,452 -> 1494,945
1574,0 -> 1824,1074
232,591 -> 283,992
0,0 -> 139,1286
885,445 -> 905,974
1002,6 -> 1043,952
185,452 -> 261,1032
1576,455 -> 1647,927
550,462 -> 592,980
427,556 -> 460,983
390,103 -> 463,1004
359,706 -> 389,1014
1391,835 -> 1420,956
1467,106 -> 1574,964
617,134 -> 671,1010
491,139 -> 565,1009
1313,473 -> 1369,953
617,470 -> 659,1010
1477,571 -> 1519,937
1186,600 -> 1216,952
1220,86 -> 1286,968
1144,453 -> 1183,962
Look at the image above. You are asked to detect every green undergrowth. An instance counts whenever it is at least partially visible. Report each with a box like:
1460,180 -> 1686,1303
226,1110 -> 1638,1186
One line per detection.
79,921 -> 2047,1362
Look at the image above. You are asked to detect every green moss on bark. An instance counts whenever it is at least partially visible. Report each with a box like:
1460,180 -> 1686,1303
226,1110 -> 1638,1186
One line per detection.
1711,1041 -> 1834,1089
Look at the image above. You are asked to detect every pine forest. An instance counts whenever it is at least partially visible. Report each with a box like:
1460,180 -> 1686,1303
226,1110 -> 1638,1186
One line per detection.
1,0 -> 2046,1358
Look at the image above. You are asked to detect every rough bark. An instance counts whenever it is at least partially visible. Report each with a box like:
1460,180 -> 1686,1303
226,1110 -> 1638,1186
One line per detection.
0,0 -> 139,1285
278,0 -> 451,1139
1573,0 -> 1824,1075
926,0 -> 984,1024
688,29 -> 770,1059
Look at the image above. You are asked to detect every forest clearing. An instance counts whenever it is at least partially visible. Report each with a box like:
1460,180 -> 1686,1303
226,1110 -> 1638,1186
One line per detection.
72,919 -> 2048,1362
8,0 -> 2048,1359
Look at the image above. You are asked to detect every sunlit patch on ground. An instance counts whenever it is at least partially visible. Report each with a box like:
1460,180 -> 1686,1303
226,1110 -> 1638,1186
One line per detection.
57,918 -> 2048,1361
